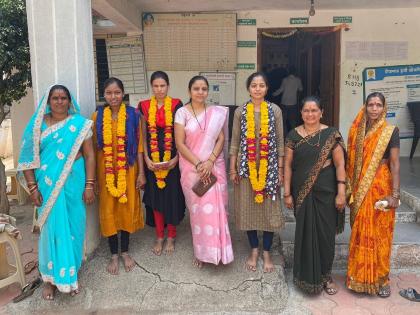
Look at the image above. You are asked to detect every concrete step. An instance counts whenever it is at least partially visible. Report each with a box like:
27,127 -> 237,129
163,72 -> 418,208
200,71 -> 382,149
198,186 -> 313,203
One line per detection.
401,188 -> 420,223
280,221 -> 420,270
283,202 -> 417,223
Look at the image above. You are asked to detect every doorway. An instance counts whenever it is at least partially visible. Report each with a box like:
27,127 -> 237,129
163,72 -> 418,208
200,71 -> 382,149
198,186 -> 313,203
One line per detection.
258,27 -> 341,129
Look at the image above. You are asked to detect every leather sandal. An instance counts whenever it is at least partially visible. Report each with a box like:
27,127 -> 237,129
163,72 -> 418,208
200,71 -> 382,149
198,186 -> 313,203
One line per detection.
12,277 -> 42,303
324,280 -> 338,295
399,288 -> 420,302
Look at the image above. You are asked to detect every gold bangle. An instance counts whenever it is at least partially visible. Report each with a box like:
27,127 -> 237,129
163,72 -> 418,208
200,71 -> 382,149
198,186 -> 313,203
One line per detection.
283,194 -> 291,198
85,187 -> 94,190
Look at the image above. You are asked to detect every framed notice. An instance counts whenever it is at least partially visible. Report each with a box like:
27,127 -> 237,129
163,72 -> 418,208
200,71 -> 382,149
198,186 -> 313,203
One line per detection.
105,36 -> 148,94
200,72 -> 236,106
143,13 -> 237,71
363,64 -> 420,138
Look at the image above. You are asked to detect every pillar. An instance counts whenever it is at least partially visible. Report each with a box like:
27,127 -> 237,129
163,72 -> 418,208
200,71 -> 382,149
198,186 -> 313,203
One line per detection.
25,0 -> 100,254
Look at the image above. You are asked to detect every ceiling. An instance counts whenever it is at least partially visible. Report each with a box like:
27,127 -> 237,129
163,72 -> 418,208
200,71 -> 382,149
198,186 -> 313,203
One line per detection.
129,0 -> 420,12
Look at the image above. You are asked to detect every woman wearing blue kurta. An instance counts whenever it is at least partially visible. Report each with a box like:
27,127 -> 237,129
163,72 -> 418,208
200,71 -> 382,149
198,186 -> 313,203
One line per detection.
17,85 -> 96,300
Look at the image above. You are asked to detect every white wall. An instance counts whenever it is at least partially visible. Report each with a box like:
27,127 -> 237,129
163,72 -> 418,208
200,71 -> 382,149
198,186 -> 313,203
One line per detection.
136,8 -> 420,156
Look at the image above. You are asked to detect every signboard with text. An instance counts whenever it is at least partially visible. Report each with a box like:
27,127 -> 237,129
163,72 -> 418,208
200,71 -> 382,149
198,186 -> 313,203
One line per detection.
200,72 -> 236,106
363,64 -> 420,138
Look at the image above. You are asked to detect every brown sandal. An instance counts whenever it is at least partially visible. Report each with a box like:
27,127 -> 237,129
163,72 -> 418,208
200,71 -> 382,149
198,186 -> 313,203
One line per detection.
324,280 -> 338,295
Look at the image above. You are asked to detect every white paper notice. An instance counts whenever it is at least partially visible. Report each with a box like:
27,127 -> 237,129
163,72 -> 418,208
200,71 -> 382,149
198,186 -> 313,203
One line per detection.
346,41 -> 408,60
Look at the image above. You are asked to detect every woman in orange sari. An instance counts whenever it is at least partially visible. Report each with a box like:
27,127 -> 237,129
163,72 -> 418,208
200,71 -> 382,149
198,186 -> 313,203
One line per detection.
346,92 -> 400,297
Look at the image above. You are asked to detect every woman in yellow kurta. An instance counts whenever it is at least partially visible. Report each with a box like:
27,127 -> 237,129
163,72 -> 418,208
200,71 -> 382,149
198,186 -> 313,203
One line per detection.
92,77 -> 145,275
346,92 -> 400,297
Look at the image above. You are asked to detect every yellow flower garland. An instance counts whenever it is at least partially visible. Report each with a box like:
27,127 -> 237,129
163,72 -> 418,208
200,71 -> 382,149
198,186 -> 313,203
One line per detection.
103,103 -> 128,203
246,101 -> 269,203
148,96 -> 173,189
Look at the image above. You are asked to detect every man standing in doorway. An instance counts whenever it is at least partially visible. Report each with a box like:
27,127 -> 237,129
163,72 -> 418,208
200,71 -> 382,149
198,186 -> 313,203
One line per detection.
272,66 -> 303,134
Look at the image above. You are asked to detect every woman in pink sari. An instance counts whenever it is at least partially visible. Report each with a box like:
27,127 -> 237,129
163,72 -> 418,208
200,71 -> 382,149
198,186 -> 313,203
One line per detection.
174,76 -> 234,268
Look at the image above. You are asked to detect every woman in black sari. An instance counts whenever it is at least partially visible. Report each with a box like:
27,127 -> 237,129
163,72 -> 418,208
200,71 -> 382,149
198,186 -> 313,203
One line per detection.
283,96 -> 346,294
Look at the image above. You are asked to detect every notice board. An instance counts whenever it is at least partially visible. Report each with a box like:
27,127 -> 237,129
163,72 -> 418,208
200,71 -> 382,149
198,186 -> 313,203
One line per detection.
105,36 -> 148,94
143,13 -> 237,71
363,64 -> 420,138
200,72 -> 236,106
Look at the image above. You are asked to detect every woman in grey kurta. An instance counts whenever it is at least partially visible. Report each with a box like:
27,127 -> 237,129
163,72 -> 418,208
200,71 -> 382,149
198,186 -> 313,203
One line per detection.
229,72 -> 285,273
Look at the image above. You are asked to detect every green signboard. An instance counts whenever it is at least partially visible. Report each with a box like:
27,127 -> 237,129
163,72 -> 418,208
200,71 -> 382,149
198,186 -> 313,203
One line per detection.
290,17 -> 309,25
237,19 -> 256,25
237,41 -> 256,48
333,16 -> 352,23
236,63 -> 255,70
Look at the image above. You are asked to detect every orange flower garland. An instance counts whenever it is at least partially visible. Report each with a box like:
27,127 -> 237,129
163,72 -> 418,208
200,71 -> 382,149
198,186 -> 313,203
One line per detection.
246,101 -> 269,203
148,96 -> 173,189
103,103 -> 128,203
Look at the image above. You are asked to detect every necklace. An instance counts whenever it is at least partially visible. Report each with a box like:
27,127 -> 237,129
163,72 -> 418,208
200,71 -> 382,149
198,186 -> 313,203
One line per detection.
302,125 -> 321,147
191,103 -> 206,131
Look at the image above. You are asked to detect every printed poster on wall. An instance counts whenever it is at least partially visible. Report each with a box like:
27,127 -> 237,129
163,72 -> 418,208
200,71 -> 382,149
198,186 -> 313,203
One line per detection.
200,72 -> 236,106
363,64 -> 420,138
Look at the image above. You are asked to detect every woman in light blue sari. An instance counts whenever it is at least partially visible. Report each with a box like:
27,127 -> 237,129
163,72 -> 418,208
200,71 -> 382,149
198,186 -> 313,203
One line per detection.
17,85 -> 95,300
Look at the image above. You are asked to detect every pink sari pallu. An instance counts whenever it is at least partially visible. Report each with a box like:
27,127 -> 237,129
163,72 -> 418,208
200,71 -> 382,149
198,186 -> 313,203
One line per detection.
175,105 -> 234,265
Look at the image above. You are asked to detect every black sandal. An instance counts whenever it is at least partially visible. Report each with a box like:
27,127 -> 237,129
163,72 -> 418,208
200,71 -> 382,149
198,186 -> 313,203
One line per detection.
12,277 -> 42,303
378,284 -> 391,298
399,288 -> 420,302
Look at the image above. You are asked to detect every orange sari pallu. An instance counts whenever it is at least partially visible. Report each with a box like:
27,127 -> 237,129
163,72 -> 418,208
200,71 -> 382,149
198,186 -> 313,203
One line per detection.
346,104 -> 396,294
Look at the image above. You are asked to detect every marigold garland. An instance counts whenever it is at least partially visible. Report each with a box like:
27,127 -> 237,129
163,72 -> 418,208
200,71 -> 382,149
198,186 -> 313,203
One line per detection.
246,101 -> 269,203
103,103 -> 128,203
148,96 -> 173,189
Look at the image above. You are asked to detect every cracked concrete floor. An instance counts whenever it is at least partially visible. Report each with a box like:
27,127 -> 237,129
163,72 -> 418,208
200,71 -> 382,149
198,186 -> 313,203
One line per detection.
4,210 -> 297,314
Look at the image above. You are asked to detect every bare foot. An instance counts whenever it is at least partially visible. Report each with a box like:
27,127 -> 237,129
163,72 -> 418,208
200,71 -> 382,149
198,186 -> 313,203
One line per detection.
106,254 -> 119,275
246,248 -> 259,272
164,238 -> 175,255
121,252 -> 136,272
42,282 -> 56,300
152,238 -> 164,256
192,258 -> 203,269
262,251 -> 275,273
